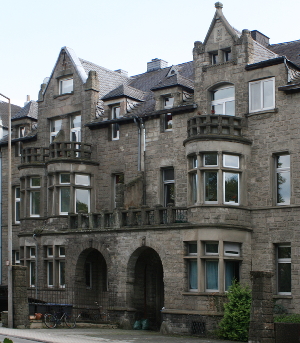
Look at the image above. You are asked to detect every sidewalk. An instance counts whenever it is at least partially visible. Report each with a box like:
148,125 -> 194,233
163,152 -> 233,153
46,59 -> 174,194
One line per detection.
0,327 -> 241,343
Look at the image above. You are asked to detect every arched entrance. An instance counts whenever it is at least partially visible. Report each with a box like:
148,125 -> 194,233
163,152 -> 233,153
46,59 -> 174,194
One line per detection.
74,248 -> 108,307
128,247 -> 164,330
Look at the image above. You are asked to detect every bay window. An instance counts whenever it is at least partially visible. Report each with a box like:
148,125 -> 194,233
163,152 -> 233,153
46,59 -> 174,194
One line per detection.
70,115 -> 81,142
30,177 -> 41,217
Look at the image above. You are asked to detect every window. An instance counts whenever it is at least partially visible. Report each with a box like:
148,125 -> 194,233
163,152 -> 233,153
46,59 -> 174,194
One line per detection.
75,174 -> 90,213
29,261 -> 36,287
85,262 -> 92,288
277,245 -> 291,295
196,153 -> 240,205
59,77 -> 73,95
190,156 -> 198,204
59,173 -> 70,215
70,115 -> 81,142
211,52 -> 218,65
111,105 -> 120,140
223,49 -> 232,62
163,168 -> 175,206
187,243 -> 198,291
47,246 -> 53,257
14,251 -> 20,264
17,126 -> 25,156
249,77 -> 275,113
211,85 -> 235,116
47,261 -> 54,287
59,246 -> 65,257
15,187 -> 20,223
59,261 -> 66,288
30,247 -> 36,258
30,177 -> 41,217
164,113 -> 173,131
50,119 -> 62,142
113,173 -> 124,209
276,154 -> 290,205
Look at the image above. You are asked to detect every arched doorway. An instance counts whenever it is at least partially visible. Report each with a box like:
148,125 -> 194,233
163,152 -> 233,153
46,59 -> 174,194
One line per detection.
128,247 -> 164,330
74,248 -> 108,307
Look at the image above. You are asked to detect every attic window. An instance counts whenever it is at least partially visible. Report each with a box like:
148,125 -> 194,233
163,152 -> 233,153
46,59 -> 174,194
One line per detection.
164,97 -> 174,109
223,49 -> 232,62
210,52 -> 218,65
59,77 -> 73,95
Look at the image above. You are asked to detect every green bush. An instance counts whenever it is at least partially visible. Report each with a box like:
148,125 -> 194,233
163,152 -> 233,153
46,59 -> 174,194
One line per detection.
274,314 -> 300,323
3,339 -> 13,343
218,281 -> 252,342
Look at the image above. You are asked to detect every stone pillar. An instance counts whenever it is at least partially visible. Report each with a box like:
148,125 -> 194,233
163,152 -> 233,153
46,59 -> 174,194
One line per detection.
12,265 -> 29,328
248,271 -> 274,343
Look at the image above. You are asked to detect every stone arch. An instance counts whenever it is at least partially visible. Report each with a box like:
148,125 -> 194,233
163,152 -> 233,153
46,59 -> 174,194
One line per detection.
127,246 -> 164,330
74,248 -> 108,307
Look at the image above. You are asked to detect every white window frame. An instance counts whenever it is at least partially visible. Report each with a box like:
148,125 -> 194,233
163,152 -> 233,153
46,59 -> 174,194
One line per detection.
164,96 -> 174,109
59,77 -> 73,95
59,261 -> 66,288
249,77 -> 275,113
223,172 -> 239,205
15,187 -> 20,224
70,115 -> 81,142
277,245 -> 291,295
275,154 -> 290,206
205,242 -> 219,256
111,105 -> 120,140
47,246 -> 53,258
203,153 -> 218,167
75,188 -> 90,213
59,246 -> 65,257
30,247 -> 36,258
224,242 -> 240,256
75,174 -> 90,186
30,190 -> 40,217
50,119 -> 62,143
211,85 -> 235,116
163,168 -> 175,206
187,242 -> 198,292
223,154 -> 239,169
15,251 -> 20,264
47,261 -> 54,287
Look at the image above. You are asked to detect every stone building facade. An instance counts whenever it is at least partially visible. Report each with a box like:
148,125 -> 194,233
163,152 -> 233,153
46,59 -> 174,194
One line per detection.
1,2 -> 300,334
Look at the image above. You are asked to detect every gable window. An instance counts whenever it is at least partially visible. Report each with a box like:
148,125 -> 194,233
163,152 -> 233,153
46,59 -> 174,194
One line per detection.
50,119 -> 62,142
277,245 -> 291,295
70,115 -> 81,142
59,77 -> 73,95
211,52 -> 218,65
275,154 -> 290,205
211,85 -> 235,116
30,177 -> 41,217
111,105 -> 120,140
223,49 -> 231,62
163,167 -> 175,206
249,77 -> 275,113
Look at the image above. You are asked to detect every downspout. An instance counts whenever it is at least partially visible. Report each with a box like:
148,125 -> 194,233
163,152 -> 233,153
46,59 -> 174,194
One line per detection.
33,234 -> 38,299
0,151 -> 2,284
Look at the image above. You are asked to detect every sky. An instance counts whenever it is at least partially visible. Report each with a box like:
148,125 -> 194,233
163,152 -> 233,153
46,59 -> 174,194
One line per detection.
1,0 -> 299,107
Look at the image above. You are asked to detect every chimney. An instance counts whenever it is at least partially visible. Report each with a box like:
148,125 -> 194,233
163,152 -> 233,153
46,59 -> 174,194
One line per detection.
147,58 -> 168,72
24,95 -> 30,106
251,30 -> 270,47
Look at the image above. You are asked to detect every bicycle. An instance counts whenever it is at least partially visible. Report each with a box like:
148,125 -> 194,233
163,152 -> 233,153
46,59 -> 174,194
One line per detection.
44,310 -> 76,328
77,302 -> 110,323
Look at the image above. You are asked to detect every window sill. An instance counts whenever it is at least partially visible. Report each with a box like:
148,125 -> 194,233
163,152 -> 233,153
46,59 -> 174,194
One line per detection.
182,292 -> 226,296
273,295 -> 292,299
246,108 -> 278,117
53,92 -> 74,99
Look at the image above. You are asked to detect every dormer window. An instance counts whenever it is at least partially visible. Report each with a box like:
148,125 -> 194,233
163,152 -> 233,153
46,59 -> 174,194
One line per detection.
211,52 -> 218,65
112,105 -> 120,140
59,77 -> 73,95
164,97 -> 174,109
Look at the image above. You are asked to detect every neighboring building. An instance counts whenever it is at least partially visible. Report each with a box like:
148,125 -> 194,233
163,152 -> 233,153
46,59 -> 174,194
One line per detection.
1,2 -> 300,334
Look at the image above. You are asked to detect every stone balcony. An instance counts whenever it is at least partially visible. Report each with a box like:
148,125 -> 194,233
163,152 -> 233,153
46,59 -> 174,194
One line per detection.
68,205 -> 189,230
184,114 -> 251,145
20,142 -> 93,165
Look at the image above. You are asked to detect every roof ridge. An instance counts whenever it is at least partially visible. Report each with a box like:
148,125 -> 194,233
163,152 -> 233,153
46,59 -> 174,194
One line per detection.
270,39 -> 300,47
79,58 -> 129,78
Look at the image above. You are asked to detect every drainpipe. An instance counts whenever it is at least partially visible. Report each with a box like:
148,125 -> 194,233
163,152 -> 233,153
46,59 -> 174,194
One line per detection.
0,151 -> 2,284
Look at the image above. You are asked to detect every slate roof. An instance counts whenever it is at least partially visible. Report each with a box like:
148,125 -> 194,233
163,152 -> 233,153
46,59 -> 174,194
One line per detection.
101,84 -> 146,101
269,40 -> 300,68
12,101 -> 38,121
151,73 -> 194,91
0,101 -> 22,127
253,40 -> 278,64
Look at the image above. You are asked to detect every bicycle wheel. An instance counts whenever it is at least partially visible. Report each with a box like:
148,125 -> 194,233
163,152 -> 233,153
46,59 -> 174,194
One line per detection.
65,314 -> 76,328
44,314 -> 57,328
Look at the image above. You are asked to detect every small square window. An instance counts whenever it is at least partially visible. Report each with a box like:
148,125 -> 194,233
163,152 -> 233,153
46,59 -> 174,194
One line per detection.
60,173 -> 70,184
59,246 -> 65,257
205,242 -> 219,255
60,77 -> 73,95
223,154 -> 239,168
30,247 -> 36,258
211,52 -> 218,65
75,174 -> 90,186
47,247 -> 53,257
30,177 -> 40,188
204,153 -> 218,166
188,243 -> 197,255
249,77 -> 275,113
164,97 -> 174,109
224,242 -> 240,256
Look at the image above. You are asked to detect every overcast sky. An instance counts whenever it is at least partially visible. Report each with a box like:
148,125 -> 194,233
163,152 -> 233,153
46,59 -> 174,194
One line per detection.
1,0 -> 299,107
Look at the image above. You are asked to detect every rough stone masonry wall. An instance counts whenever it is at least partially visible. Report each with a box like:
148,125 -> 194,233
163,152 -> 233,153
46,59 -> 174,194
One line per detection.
248,271 -> 274,343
